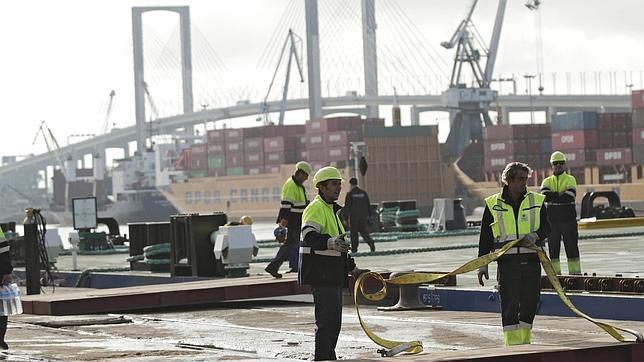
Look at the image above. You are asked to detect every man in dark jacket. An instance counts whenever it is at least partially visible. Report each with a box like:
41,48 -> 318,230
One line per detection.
299,167 -> 368,360
0,227 -> 12,349
343,178 -> 375,253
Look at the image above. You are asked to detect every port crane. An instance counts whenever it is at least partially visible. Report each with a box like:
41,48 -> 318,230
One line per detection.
441,0 -> 507,158
100,90 -> 116,134
260,29 -> 305,125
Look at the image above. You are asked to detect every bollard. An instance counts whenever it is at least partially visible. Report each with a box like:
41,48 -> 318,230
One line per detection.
378,271 -> 440,311
23,217 -> 41,295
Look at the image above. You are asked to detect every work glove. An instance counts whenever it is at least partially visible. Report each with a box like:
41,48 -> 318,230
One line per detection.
327,236 -> 350,253
518,232 -> 539,247
477,265 -> 489,286
350,266 -> 371,278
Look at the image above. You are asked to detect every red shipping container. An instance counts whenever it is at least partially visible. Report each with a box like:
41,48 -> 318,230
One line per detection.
298,149 -> 310,160
634,109 -> 644,128
326,146 -> 348,161
326,131 -> 348,147
526,139 -> 541,154
631,89 -> 644,109
190,144 -> 207,155
560,149 -> 588,168
633,128 -> 644,145
207,144 -> 224,154
242,126 -> 264,139
484,140 -> 515,156
596,148 -> 632,166
264,136 -> 297,152
207,129 -> 224,143
484,156 -> 511,172
296,135 -> 308,149
264,165 -> 281,174
225,152 -> 244,167
244,137 -> 263,152
245,166 -> 263,175
224,128 -> 243,141
245,152 -> 263,166
483,125 -> 513,140
612,131 -> 630,148
226,141 -> 243,152
308,134 -> 325,147
551,130 -> 598,150
597,132 -> 613,148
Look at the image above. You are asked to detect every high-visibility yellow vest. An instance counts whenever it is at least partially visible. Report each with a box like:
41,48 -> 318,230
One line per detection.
301,194 -> 345,258
281,177 -> 308,215
541,172 -> 577,201
485,190 -> 545,246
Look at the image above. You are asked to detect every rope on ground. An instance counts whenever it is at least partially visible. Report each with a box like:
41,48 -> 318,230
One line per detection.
74,267 -> 131,288
353,239 -> 644,357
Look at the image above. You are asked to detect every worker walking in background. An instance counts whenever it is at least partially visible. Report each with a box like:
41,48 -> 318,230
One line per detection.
343,177 -> 376,253
0,227 -> 13,349
265,161 -> 312,278
540,151 -> 581,275
299,167 -> 368,360
477,162 -> 550,346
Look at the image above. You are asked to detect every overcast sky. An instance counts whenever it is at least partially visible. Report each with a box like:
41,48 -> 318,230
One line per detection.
1,0 -> 643,161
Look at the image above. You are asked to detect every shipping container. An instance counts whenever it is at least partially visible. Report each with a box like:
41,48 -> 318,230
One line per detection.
483,125 -> 513,140
560,149 -> 595,168
633,128 -> 644,145
326,146 -> 348,161
595,148 -> 632,166
326,131 -> 348,147
631,89 -> 644,109
264,151 -> 297,165
244,138 -> 263,152
207,168 -> 225,177
224,128 -> 244,141
242,126 -> 264,139
226,141 -> 243,152
262,124 -> 305,138
226,167 -> 245,176
308,134 -> 325,147
207,143 -> 224,154
264,136 -> 297,152
551,130 -> 598,150
484,139 -> 515,156
634,109 -> 644,128
484,156 -> 510,172
225,153 -> 244,167
540,138 -> 552,154
552,111 -> 597,132
245,166 -> 263,175
264,165 -> 281,174
207,129 -> 224,144
244,152 -> 264,166
598,112 -> 632,131
633,144 -> 644,164
207,155 -> 225,170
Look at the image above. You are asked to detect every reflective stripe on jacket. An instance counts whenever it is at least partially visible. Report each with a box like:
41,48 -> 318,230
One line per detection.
299,194 -> 352,286
540,172 -> 577,220
277,176 -> 309,224
485,190 -> 545,252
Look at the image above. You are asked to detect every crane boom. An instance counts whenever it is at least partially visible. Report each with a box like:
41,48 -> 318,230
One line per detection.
101,90 -> 116,134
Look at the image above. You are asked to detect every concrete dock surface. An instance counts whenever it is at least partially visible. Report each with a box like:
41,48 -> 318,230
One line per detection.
4,225 -> 644,360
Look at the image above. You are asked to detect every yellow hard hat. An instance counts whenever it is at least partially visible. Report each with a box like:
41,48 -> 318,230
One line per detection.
313,166 -> 342,188
239,215 -> 253,225
550,151 -> 566,164
295,161 -> 312,175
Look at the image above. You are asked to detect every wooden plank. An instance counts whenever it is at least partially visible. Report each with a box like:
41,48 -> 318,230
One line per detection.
22,275 -> 310,316
579,217 -> 644,229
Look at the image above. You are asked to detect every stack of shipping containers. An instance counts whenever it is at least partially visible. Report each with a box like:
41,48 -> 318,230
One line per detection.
482,124 -> 551,185
207,129 -> 225,177
633,90 -> 644,165
551,111 -> 599,184
363,125 -> 452,215
596,112 -> 633,183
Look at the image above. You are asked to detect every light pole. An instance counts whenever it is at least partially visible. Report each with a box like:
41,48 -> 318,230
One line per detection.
626,83 -> 634,95
524,74 -> 536,124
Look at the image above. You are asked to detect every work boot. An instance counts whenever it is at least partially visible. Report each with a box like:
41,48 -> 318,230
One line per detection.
0,341 -> 7,350
264,267 -> 282,279
369,243 -> 376,253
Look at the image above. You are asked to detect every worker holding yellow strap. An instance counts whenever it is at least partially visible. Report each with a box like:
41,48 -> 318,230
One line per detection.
477,162 -> 550,346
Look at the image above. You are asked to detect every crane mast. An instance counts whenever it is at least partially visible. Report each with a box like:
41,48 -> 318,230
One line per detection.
441,0 -> 507,158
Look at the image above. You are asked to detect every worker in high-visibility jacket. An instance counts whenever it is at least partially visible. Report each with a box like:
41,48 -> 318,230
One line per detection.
299,166 -> 368,361
265,161 -> 312,279
0,227 -> 13,349
477,162 -> 550,346
540,151 -> 581,275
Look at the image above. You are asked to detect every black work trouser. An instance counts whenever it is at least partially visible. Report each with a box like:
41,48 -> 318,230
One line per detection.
548,218 -> 580,260
0,316 -> 7,342
266,224 -> 301,273
349,218 -> 375,253
498,254 -> 541,328
311,284 -> 343,361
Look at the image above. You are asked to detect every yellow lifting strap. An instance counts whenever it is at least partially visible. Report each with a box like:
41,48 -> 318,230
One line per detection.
353,239 -> 644,357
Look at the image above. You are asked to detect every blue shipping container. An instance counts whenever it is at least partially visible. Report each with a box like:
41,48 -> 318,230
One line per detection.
540,138 -> 552,153
552,111 -> 598,132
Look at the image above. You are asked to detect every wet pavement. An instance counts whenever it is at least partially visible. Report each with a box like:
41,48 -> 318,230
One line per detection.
5,225 -> 644,360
